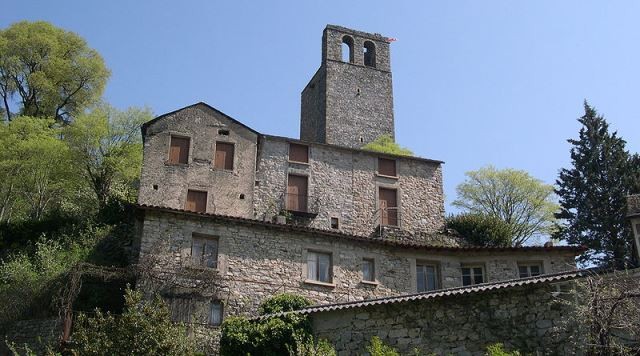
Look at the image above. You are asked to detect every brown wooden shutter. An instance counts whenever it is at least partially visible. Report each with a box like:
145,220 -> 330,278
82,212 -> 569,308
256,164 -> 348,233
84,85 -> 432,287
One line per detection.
379,187 -> 398,226
215,142 -> 234,170
186,190 -> 207,213
378,158 -> 396,177
289,143 -> 309,163
287,175 -> 308,212
169,136 -> 190,164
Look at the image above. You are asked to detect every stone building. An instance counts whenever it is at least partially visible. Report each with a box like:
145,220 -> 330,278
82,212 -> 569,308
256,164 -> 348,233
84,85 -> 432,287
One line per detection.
135,25 -> 584,354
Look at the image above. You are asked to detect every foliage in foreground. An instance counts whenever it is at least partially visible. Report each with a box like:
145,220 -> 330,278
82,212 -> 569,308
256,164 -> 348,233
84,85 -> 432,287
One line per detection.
361,134 -> 413,156
366,336 -> 399,356
220,293 -> 330,356
484,343 -> 521,356
69,287 -> 195,356
555,102 -> 640,268
453,165 -> 558,246
446,213 -> 513,247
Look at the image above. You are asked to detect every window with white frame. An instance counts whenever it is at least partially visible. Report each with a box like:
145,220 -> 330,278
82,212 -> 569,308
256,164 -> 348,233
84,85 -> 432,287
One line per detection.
518,263 -> 543,278
362,258 -> 375,282
461,265 -> 485,286
209,301 -> 223,326
191,234 -> 218,268
307,251 -> 332,283
416,263 -> 438,292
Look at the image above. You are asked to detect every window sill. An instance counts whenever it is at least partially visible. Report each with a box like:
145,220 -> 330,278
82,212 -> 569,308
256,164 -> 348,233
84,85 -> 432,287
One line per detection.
184,264 -> 220,273
212,168 -> 234,173
304,279 -> 336,288
361,280 -> 379,286
288,160 -> 310,166
165,162 -> 189,167
375,173 -> 398,180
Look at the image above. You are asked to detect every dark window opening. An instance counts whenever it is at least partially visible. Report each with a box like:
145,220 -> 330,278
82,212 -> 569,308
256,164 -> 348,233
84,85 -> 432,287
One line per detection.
239,193 -> 245,200
168,136 -> 190,164
518,264 -> 542,278
152,184 -> 159,190
360,137 -> 364,143
214,142 -> 234,170
289,143 -> 309,163
363,41 -> 376,68
417,263 -> 438,292
363,258 -> 375,282
342,36 -> 354,63
218,129 -> 230,136
378,158 -> 397,177
185,190 -> 207,213
461,266 -> 484,286
169,297 -> 193,323
330,217 -> 339,229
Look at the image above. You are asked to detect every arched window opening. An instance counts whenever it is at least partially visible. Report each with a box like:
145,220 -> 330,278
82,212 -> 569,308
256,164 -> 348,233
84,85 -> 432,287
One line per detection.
363,41 -> 376,68
342,36 -> 354,63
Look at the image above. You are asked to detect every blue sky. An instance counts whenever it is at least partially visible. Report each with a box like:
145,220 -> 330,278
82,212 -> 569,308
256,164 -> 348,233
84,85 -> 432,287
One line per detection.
4,1 -> 640,213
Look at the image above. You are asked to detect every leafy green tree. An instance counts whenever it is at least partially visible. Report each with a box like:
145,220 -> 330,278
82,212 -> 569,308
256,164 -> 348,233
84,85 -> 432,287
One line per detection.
64,105 -> 152,209
0,117 -> 77,221
446,213 -> 513,247
453,166 -> 558,246
555,102 -> 640,268
70,287 -> 195,355
361,134 -> 413,156
0,21 -> 109,122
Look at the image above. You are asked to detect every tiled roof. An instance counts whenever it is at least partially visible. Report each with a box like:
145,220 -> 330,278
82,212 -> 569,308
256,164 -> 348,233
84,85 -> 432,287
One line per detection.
138,204 -> 586,254
257,269 -> 589,319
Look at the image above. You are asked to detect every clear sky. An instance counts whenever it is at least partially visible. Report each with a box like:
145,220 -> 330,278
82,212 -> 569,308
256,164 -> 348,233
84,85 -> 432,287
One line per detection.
3,1 -> 640,213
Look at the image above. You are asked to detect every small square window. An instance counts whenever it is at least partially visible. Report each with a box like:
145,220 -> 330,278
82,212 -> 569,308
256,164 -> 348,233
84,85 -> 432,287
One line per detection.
307,251 -> 332,283
330,217 -> 339,229
218,129 -> 230,136
461,265 -> 484,286
168,136 -> 190,164
378,158 -> 396,177
185,190 -> 207,213
362,258 -> 375,282
417,263 -> 438,292
209,301 -> 223,326
191,234 -> 218,268
518,263 -> 543,278
214,142 -> 234,170
289,143 -> 309,163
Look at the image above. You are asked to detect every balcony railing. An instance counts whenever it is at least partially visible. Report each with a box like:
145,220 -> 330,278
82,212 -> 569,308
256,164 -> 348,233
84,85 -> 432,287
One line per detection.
283,193 -> 319,217
373,207 -> 400,227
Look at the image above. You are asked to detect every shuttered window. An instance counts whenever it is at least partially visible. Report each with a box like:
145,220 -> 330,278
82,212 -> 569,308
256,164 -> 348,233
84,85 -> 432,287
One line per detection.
185,190 -> 207,213
378,158 -> 396,177
191,234 -> 218,268
214,142 -> 234,170
168,136 -> 190,164
209,301 -> 223,326
289,143 -> 309,163
169,297 -> 193,323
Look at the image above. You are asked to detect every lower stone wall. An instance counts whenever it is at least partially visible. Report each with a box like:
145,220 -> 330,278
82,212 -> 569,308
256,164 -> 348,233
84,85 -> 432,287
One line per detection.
311,282 -> 581,355
1,318 -> 62,355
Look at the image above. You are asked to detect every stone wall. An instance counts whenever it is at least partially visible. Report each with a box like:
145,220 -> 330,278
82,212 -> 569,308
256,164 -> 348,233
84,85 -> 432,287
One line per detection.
138,103 -> 258,217
137,209 -> 577,321
1,318 -> 61,354
628,194 -> 640,217
300,67 -> 326,143
254,136 -> 446,241
311,282 -> 580,355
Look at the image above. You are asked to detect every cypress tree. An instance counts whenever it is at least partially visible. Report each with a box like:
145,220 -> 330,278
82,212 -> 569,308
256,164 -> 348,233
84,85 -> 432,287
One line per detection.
555,102 -> 639,268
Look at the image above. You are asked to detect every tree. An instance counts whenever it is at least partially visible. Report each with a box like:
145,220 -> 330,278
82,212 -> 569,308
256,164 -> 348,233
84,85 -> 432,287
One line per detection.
446,213 -> 513,247
555,102 -> 639,268
64,105 -> 152,209
70,287 -> 195,355
0,21 -> 109,122
453,166 -> 558,246
361,135 -> 413,156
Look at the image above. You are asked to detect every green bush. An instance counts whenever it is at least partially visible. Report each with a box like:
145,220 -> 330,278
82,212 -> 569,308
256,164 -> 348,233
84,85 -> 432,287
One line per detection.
446,213 -> 513,247
69,287 -> 195,355
220,293 -> 323,356
485,343 -> 521,356
366,336 -> 399,356
361,135 -> 413,156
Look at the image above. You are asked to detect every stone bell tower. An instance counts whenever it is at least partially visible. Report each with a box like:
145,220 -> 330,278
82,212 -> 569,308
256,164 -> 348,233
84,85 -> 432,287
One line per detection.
300,25 -> 395,149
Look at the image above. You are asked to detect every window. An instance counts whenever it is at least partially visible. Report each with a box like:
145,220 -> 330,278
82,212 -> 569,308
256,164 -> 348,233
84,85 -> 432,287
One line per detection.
330,217 -> 339,229
378,158 -> 396,177
168,136 -> 189,164
214,142 -> 234,170
191,234 -> 218,268
378,187 -> 398,226
169,297 -> 193,323
342,36 -> 354,63
209,301 -> 223,326
286,174 -> 308,212
218,129 -> 229,136
185,190 -> 207,213
518,263 -> 543,278
461,265 -> 485,286
635,223 -> 640,235
307,251 -> 332,283
362,258 -> 375,282
289,143 -> 309,163
416,263 -> 438,292
363,41 -> 376,68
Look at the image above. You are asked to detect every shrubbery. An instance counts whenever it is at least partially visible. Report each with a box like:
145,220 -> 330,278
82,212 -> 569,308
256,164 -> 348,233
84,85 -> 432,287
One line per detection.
446,213 -> 513,247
